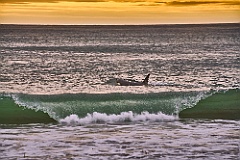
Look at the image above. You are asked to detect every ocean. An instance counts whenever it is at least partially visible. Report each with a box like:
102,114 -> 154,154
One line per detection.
0,23 -> 239,159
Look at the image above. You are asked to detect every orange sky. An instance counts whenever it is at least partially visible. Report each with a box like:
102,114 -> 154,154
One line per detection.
0,0 -> 239,24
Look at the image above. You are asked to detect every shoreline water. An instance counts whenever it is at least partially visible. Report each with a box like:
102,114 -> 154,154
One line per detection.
1,119 -> 239,160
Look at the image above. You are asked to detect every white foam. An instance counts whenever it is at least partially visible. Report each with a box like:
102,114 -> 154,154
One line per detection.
59,111 -> 178,125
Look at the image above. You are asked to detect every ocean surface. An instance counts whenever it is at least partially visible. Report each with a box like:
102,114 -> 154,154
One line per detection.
0,23 -> 239,159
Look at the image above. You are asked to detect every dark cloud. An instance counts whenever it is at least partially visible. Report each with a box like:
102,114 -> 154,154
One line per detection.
162,1 -> 240,6
135,1 -> 240,7
0,0 -> 107,3
166,1 -> 220,6
224,1 -> 240,5
0,0 -> 54,3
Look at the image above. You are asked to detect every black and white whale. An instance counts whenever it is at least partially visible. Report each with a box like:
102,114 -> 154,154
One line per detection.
116,74 -> 150,86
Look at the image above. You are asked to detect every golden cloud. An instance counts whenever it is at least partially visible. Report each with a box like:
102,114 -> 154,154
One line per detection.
0,0 -> 239,5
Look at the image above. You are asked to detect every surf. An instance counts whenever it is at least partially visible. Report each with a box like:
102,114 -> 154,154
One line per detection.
0,89 -> 239,125
0,91 -> 205,124
60,111 -> 177,125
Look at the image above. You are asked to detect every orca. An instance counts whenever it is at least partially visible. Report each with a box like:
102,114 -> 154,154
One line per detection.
116,74 -> 150,86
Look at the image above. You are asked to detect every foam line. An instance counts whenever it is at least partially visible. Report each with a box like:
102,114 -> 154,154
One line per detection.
60,111 -> 178,125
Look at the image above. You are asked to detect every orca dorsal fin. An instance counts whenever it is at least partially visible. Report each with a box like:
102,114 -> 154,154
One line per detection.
142,74 -> 150,85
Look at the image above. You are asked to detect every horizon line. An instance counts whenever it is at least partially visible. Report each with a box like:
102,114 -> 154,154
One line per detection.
1,22 -> 240,26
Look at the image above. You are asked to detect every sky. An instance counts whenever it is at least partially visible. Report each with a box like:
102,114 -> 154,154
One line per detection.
0,0 -> 239,24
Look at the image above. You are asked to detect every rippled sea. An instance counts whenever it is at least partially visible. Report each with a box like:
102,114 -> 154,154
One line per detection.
0,24 -> 239,159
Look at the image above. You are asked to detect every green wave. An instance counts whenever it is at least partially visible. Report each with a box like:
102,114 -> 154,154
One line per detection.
0,96 -> 56,124
2,89 -> 238,124
1,91 -> 205,124
179,89 -> 240,120
12,91 -> 205,121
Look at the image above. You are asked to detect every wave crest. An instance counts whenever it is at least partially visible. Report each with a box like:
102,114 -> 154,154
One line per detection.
60,111 -> 178,125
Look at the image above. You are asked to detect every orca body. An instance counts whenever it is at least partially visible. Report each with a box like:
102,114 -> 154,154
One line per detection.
116,74 -> 150,86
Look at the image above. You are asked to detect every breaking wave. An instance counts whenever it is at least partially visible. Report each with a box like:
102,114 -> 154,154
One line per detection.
59,111 -> 177,125
1,89 -> 239,124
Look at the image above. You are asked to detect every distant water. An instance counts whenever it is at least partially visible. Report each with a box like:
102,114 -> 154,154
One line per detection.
0,24 -> 239,94
0,24 -> 239,159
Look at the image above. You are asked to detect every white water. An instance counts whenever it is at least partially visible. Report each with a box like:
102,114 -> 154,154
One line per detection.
59,111 -> 178,125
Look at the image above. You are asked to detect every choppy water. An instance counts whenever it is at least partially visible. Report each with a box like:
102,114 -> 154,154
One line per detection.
0,24 -> 239,94
0,24 -> 239,159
